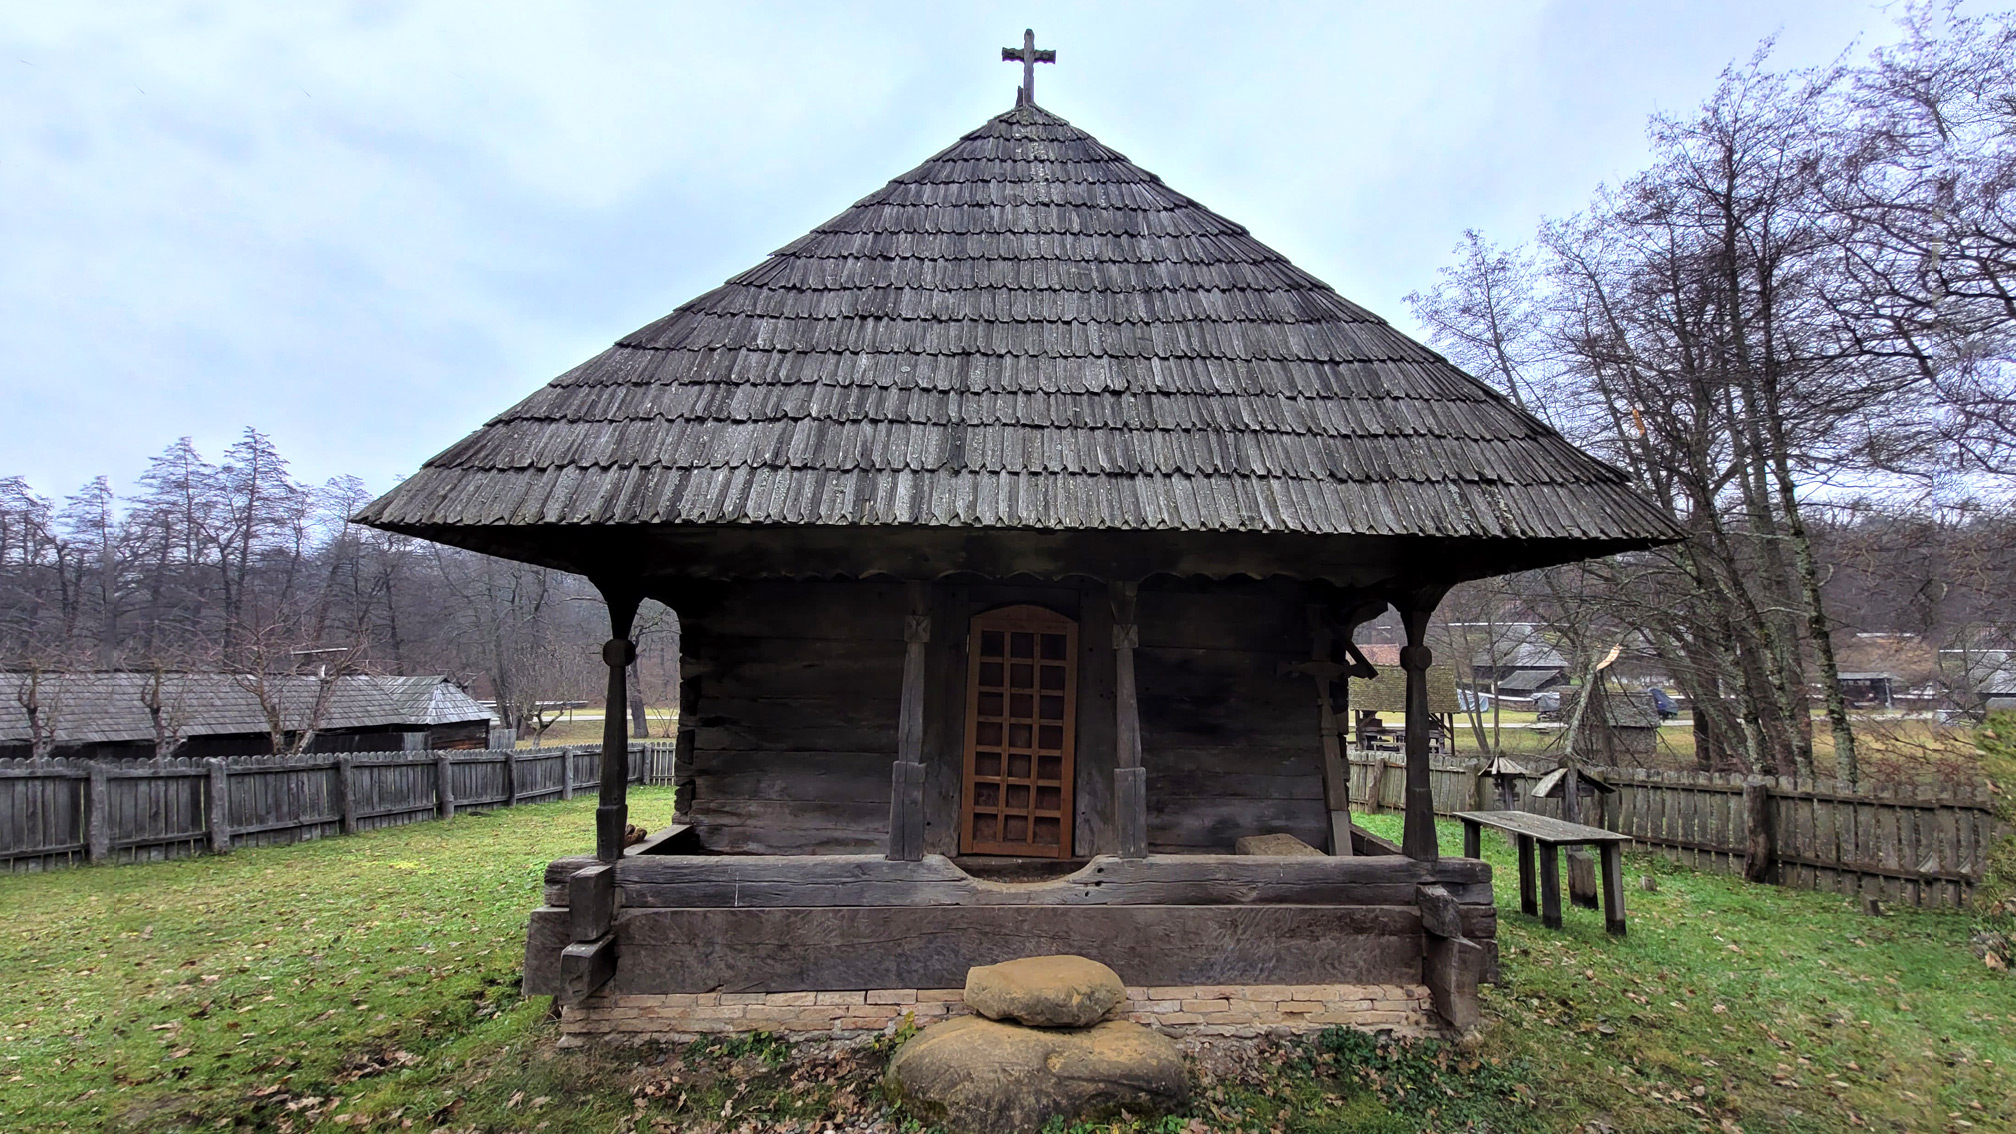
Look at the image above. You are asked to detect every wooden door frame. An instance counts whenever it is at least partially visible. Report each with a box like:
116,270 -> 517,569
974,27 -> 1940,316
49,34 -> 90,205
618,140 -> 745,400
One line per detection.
958,604 -> 1079,858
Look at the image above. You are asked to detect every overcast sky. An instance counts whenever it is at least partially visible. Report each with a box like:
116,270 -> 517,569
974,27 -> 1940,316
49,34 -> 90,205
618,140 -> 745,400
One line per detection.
2,1 -> 1994,501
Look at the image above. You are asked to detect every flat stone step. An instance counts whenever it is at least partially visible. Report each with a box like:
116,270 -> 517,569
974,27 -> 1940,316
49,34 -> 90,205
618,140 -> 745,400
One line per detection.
965,954 -> 1126,1028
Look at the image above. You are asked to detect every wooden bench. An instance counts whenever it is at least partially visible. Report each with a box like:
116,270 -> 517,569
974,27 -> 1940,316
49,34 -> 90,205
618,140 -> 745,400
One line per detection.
1455,810 -> 1630,936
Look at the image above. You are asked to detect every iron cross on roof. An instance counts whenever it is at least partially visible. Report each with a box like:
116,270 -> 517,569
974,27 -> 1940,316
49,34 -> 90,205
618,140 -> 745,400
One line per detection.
1001,29 -> 1055,105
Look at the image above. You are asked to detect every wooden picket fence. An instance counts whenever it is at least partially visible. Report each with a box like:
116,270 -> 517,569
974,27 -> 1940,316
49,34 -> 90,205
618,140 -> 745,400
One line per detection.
7,739 -> 2001,907
1348,751 -> 2005,909
0,741 -> 680,872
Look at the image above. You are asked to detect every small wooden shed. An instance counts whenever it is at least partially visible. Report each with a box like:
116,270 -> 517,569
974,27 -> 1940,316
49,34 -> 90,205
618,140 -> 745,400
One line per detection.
357,90 -> 1678,1036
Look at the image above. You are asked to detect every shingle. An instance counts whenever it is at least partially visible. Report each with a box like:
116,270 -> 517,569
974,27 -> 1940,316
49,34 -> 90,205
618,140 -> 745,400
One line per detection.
356,103 -> 1679,545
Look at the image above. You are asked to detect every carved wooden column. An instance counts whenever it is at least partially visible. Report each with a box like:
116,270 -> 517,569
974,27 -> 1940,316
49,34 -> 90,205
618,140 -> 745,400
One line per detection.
1400,599 -> 1441,861
1111,581 -> 1147,859
888,581 -> 930,861
596,587 -> 642,862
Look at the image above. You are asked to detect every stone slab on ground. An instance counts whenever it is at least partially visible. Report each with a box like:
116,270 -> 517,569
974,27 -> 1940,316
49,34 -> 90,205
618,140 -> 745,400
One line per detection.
887,1015 -> 1188,1134
964,954 -> 1126,1028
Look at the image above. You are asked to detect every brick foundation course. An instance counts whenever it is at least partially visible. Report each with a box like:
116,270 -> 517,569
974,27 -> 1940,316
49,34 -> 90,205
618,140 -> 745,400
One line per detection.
557,984 -> 1438,1043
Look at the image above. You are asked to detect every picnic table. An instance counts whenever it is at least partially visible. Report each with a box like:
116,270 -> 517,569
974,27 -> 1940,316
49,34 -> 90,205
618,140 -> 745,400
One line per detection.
1455,810 -> 1630,936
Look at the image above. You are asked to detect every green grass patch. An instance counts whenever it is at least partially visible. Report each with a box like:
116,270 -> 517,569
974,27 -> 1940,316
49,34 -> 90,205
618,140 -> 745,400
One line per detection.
2,790 -> 2012,1132
1356,810 -> 2016,1131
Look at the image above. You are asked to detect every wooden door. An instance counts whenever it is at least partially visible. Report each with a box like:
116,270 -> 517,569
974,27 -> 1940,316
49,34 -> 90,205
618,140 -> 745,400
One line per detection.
961,605 -> 1078,857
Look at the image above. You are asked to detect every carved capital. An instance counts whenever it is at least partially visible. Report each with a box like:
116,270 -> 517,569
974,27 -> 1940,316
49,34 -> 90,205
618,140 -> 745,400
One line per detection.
601,639 -> 637,667
904,615 -> 932,644
1399,644 -> 1432,671
1112,624 -> 1139,650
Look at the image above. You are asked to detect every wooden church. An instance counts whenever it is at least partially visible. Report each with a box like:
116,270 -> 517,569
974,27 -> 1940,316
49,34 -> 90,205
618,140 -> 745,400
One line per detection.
358,42 -> 1678,1037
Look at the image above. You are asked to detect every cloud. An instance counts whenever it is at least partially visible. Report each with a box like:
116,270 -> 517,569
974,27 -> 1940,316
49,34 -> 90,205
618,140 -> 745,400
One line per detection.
0,0 -> 1927,498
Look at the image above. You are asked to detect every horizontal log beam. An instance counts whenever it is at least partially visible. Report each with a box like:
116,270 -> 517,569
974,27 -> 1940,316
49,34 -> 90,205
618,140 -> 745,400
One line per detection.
525,903 -> 1427,996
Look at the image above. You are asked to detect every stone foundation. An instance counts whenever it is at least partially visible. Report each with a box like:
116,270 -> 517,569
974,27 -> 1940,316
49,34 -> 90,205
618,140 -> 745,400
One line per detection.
557,983 -> 1438,1043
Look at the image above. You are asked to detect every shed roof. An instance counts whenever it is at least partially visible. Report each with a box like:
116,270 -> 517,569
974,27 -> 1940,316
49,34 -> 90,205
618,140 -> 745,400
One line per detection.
0,673 -> 495,748
356,103 -> 1679,560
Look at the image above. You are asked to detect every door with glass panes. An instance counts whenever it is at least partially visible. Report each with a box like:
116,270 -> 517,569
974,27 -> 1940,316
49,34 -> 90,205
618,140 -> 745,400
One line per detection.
959,606 -> 1078,857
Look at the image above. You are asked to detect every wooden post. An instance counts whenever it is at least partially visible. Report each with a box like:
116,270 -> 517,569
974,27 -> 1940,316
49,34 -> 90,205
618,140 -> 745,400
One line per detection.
336,755 -> 358,834
504,749 -> 519,807
206,758 -> 231,854
1537,841 -> 1563,929
1111,582 -> 1147,858
888,582 -> 930,861
596,586 -> 643,862
1114,767 -> 1147,858
87,763 -> 110,864
1517,835 -> 1538,916
436,755 -> 455,819
1600,842 -> 1627,936
1399,601 -> 1441,860
1564,767 -> 1599,909
1743,778 -> 1775,883
560,747 -> 575,800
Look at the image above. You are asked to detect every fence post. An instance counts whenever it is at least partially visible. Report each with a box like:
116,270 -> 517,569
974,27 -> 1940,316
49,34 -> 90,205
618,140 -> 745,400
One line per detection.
206,758 -> 231,854
561,748 -> 574,800
87,763 -> 110,864
1743,778 -> 1775,883
436,755 -> 455,819
504,750 -> 518,807
336,756 -> 358,835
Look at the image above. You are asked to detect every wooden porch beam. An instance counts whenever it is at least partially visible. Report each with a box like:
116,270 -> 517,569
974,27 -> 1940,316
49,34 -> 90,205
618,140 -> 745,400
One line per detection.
888,581 -> 930,861
1111,581 -> 1147,859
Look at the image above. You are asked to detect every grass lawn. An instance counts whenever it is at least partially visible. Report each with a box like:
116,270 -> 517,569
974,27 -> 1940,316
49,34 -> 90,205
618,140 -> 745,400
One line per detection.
3,792 -> 2012,1133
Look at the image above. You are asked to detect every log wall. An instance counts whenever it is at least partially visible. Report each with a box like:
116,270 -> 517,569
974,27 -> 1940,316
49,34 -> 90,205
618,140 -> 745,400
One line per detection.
677,577 -> 1329,858
1137,580 -> 1327,853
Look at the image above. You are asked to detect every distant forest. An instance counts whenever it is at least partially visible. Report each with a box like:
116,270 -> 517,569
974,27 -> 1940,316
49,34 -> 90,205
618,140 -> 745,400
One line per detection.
0,430 -> 680,738
1406,6 -> 2016,783
3,7 -> 2014,783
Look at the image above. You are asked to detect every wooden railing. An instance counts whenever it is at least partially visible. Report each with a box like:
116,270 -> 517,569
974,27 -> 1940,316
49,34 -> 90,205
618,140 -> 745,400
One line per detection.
1348,750 -> 2004,909
0,741 -> 680,872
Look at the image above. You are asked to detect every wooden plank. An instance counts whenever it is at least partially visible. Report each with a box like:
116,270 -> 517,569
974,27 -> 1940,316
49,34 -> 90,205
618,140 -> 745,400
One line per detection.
888,761 -> 925,862
1451,811 -> 1630,844
920,582 -> 970,856
207,760 -> 231,854
588,904 -> 1426,995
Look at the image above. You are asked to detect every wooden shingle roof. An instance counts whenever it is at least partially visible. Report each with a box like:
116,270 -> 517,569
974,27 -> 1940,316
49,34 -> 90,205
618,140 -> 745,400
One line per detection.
357,104 -> 1678,547
0,674 -> 494,747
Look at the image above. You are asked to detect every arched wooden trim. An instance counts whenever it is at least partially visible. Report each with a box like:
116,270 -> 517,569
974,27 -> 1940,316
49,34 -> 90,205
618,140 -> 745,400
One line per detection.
960,604 -> 1079,858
